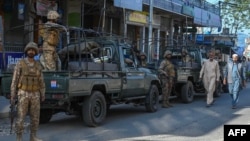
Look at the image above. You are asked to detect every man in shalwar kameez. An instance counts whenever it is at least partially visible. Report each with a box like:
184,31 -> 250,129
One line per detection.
223,54 -> 246,109
199,50 -> 220,107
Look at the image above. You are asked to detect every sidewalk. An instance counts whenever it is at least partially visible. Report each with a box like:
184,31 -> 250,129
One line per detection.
0,96 -> 10,119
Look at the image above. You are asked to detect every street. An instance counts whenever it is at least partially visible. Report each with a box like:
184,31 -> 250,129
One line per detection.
1,84 -> 250,141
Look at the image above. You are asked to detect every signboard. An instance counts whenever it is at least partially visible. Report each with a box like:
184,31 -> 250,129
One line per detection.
194,7 -> 221,27
0,52 -> 24,70
208,12 -> 221,27
114,0 -> 142,11
127,11 -> 147,24
36,0 -> 58,17
194,7 -> 209,26
182,5 -> 194,17
67,0 -> 81,27
18,3 -> 25,20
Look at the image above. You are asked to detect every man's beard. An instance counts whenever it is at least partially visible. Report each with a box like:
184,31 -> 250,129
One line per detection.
27,53 -> 35,58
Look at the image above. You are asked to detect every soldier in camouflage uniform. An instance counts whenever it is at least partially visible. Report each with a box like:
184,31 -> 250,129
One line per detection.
181,48 -> 192,62
39,10 -> 61,71
10,42 -> 45,141
139,52 -> 147,67
158,50 -> 175,108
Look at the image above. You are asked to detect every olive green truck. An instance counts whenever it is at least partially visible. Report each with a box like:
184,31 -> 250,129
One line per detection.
1,36 -> 161,127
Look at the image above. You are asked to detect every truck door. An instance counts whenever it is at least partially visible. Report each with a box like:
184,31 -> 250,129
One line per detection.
121,48 -> 145,97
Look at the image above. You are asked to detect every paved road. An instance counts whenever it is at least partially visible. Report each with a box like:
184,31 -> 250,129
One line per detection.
1,84 -> 250,141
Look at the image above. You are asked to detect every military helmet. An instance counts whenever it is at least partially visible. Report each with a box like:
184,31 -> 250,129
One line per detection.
163,50 -> 172,58
47,10 -> 60,20
215,49 -> 220,54
182,48 -> 188,53
24,42 -> 39,55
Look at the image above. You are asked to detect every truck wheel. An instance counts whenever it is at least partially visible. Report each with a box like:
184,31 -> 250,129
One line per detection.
181,81 -> 194,103
145,85 -> 159,112
214,82 -> 221,97
39,109 -> 53,124
82,91 -> 107,127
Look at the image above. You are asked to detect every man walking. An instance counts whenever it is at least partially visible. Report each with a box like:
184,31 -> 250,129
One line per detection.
158,50 -> 175,108
10,42 -> 45,141
223,54 -> 246,109
199,50 -> 220,107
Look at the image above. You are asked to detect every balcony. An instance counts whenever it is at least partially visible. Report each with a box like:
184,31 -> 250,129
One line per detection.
142,0 -> 220,16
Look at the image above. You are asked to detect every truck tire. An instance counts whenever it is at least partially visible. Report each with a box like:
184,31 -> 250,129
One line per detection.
82,91 -> 107,127
39,109 -> 53,124
181,81 -> 194,103
145,85 -> 159,112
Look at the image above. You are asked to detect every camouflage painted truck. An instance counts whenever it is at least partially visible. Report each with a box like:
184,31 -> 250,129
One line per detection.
1,28 -> 161,127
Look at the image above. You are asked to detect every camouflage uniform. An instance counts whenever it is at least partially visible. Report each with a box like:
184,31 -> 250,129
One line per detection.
11,42 -> 45,141
40,10 -> 61,71
182,49 -> 192,62
158,50 -> 175,108
140,52 -> 147,67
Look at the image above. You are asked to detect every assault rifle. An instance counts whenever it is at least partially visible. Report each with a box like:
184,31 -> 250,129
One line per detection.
9,100 -> 17,134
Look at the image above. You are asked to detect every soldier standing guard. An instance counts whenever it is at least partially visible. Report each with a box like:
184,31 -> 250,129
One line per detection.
158,50 -> 176,108
39,10 -> 62,71
10,42 -> 45,141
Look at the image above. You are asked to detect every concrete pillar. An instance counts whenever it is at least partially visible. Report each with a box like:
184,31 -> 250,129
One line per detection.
169,18 -> 174,45
123,8 -> 127,38
156,29 -> 160,60
142,26 -> 145,52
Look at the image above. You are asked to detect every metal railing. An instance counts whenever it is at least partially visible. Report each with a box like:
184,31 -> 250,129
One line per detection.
3,42 -> 25,52
142,0 -> 220,15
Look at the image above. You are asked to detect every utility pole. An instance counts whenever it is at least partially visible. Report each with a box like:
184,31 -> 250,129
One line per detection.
148,0 -> 153,62
102,0 -> 106,32
123,8 -> 127,38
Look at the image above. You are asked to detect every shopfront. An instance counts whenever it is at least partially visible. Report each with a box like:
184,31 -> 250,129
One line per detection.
125,10 -> 162,61
1,0 -> 66,45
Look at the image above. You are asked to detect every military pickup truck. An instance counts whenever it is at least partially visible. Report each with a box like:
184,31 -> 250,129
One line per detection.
1,28 -> 161,127
157,46 -> 222,103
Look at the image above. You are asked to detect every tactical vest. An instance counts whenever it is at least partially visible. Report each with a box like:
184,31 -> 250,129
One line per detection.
44,28 -> 60,46
18,59 -> 42,92
165,60 -> 175,77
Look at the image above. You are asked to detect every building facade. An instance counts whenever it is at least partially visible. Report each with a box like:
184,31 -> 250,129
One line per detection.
0,0 -> 221,60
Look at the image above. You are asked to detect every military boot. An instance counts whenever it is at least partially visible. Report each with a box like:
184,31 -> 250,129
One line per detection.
30,132 -> 43,141
166,101 -> 173,107
16,133 -> 23,141
161,101 -> 169,108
